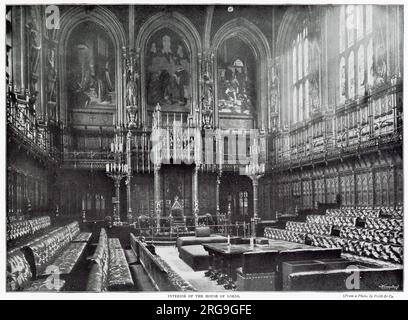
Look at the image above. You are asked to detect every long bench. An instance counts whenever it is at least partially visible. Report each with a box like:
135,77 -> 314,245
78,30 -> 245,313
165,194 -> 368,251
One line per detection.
6,248 -> 65,291
86,229 -> 134,291
7,216 -> 51,242
130,233 -> 195,291
7,221 -> 91,291
23,222 -> 90,278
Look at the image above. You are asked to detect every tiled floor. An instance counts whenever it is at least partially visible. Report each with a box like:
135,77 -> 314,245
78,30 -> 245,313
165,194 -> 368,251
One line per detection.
155,246 -> 228,291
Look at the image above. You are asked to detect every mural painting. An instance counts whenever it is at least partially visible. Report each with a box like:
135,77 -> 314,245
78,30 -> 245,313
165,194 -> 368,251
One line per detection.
146,29 -> 191,111
67,22 -> 115,109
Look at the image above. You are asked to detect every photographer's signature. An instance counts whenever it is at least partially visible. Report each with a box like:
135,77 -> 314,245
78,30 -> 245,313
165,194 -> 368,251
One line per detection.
379,284 -> 399,290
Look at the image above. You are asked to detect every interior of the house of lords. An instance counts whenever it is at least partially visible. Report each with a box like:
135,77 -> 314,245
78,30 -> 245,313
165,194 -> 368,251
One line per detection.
6,4 -> 403,292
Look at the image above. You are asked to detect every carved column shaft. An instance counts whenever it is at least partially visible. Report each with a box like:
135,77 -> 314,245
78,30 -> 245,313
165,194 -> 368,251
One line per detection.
126,131 -> 132,218
252,177 -> 259,219
192,166 -> 199,226
215,172 -> 221,215
154,165 -> 161,232
114,178 -> 121,220
250,176 -> 261,238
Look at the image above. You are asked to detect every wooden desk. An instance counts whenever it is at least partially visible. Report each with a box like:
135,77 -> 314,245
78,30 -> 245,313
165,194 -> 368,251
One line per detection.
203,240 -> 341,285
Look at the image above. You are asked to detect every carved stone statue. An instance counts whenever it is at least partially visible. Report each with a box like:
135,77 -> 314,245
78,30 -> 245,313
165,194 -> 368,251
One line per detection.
126,71 -> 139,107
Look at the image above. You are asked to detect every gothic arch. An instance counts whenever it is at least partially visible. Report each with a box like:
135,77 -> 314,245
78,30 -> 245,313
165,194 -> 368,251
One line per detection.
135,11 -> 202,121
57,6 -> 127,125
276,6 -> 322,126
276,6 -> 319,56
211,17 -> 272,130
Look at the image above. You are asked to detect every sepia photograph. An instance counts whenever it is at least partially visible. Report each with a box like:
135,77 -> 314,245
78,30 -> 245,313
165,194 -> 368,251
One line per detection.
4,1 -> 404,295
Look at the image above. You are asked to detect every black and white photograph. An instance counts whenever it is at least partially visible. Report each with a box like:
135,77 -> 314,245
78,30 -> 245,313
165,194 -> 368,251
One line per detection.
3,1 -> 405,296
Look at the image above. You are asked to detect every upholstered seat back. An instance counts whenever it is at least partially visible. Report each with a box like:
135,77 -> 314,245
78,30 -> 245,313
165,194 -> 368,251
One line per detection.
6,249 -> 33,291
87,228 -> 109,291
24,223 -> 77,276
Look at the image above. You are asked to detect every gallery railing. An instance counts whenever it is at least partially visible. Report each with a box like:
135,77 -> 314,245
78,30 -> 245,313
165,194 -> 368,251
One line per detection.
62,150 -> 113,169
270,83 -> 402,171
6,85 -> 56,159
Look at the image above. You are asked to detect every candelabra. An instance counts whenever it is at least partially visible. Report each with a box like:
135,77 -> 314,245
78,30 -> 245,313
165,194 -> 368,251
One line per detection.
244,149 -> 266,239
106,129 -> 128,223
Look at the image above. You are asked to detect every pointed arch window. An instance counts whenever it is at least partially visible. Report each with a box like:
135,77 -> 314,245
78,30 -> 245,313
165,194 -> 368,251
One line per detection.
338,5 -> 373,103
291,24 -> 315,123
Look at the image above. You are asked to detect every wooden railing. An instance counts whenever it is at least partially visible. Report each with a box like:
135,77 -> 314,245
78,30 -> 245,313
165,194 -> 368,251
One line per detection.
270,83 -> 402,170
6,85 -> 60,160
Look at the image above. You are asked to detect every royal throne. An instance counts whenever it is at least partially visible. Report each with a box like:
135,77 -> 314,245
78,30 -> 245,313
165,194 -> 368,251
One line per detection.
169,196 -> 187,232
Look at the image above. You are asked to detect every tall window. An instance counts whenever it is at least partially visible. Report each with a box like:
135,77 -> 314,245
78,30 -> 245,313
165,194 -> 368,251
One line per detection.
291,25 -> 312,123
239,191 -> 248,216
339,5 -> 373,102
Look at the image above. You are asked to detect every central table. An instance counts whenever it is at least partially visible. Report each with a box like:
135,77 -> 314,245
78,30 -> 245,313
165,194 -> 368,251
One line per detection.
203,240 -> 342,288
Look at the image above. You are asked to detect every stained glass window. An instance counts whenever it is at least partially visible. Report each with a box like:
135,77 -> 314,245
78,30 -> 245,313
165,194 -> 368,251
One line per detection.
292,23 -> 315,123
339,5 -> 373,102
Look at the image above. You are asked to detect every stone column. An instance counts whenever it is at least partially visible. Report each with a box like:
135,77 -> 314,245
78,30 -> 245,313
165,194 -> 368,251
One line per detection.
192,166 -> 199,226
154,164 -> 161,233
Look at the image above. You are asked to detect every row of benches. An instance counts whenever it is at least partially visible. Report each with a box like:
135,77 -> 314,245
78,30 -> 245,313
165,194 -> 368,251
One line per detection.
265,227 -> 403,264
7,221 -> 92,291
285,221 -> 403,245
265,203 -> 404,264
337,206 -> 403,218
327,207 -> 403,219
7,216 -> 51,241
327,209 -> 381,219
306,215 -> 403,231
339,226 -> 403,246
86,229 -> 134,291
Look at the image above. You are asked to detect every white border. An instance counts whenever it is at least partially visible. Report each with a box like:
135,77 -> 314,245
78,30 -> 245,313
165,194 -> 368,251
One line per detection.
1,0 -> 407,300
